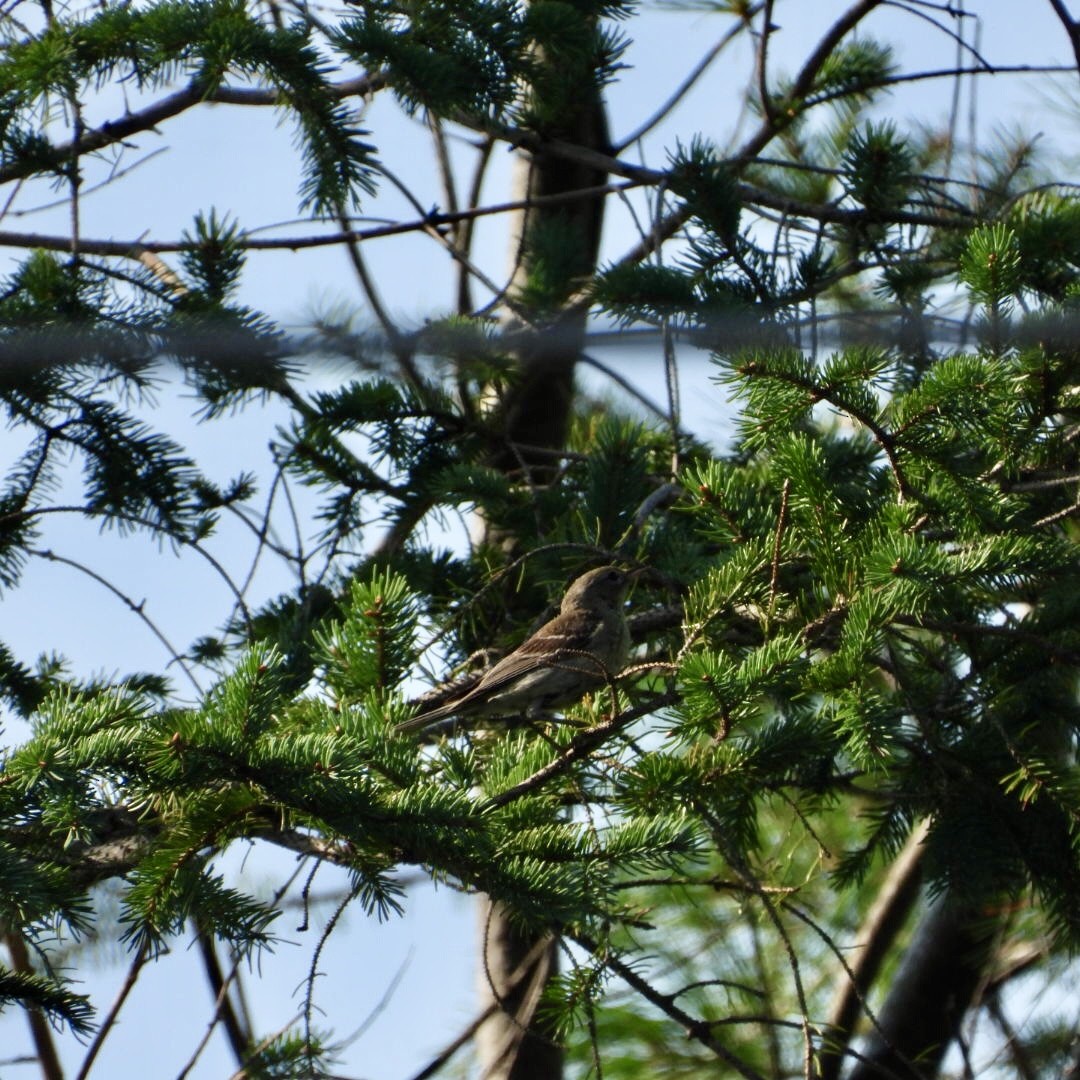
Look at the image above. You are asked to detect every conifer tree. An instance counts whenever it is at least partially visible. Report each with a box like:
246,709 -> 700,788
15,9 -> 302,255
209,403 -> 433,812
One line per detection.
1,2 -> 1079,1079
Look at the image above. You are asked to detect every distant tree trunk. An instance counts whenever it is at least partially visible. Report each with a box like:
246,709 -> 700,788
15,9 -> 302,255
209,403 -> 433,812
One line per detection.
474,11 -> 610,1078
846,894 -> 998,1080
476,905 -> 562,1080
820,822 -> 928,1080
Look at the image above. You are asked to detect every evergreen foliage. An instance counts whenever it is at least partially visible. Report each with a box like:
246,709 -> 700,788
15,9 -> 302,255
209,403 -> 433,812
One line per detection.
0,1 -> 1078,1077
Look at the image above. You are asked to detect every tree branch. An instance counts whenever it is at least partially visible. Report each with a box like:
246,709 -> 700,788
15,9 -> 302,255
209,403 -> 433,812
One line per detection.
483,692 -> 679,809
3,932 -> 64,1080
0,75 -> 382,187
572,930 -> 768,1080
820,820 -> 930,1080
846,894 -> 1001,1080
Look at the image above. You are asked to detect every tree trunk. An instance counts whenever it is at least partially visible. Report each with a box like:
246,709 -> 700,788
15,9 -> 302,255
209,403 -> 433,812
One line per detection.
476,904 -> 562,1080
846,893 -> 998,1080
475,11 -> 610,1078
820,821 -> 928,1080
487,43 -> 609,482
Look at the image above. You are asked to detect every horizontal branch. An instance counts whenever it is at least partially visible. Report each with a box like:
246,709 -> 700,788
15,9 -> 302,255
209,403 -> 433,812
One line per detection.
2,99 -> 979,266
58,809 -> 159,888
50,811 -> 359,890
484,690 -> 680,809
0,182 -> 645,258
572,929 -> 768,1080
0,75 -> 383,187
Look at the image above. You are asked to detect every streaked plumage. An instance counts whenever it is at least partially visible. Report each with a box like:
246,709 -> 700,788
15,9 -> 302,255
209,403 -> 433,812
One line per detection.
396,565 -> 633,733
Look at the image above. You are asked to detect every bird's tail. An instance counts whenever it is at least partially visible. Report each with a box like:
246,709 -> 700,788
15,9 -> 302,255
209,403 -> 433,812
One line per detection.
394,702 -> 455,734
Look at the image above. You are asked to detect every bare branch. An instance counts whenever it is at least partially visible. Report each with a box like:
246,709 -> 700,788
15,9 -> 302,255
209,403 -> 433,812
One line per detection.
0,75 -> 383,188
572,930 -> 768,1080
819,820 -> 930,1080
3,933 -> 64,1080
613,8 -> 760,152
74,940 -> 152,1080
28,546 -> 204,696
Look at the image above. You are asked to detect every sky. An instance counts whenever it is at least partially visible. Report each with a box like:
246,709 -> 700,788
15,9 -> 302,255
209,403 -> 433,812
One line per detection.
2,1 -> 1079,1077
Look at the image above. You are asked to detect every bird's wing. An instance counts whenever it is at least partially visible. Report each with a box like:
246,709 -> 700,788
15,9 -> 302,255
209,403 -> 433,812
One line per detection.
394,642 -> 554,733
466,614 -> 606,695
396,613 -> 603,733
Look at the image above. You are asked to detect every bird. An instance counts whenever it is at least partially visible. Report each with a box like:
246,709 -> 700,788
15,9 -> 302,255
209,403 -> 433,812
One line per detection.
396,565 -> 635,734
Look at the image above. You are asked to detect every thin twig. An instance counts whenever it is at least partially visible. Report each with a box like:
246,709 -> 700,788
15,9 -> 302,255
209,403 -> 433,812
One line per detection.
613,9 -> 760,151
4,932 -> 64,1080
572,930 -> 767,1080
174,942 -> 243,1080
407,935 -> 553,1080
74,939 -> 152,1080
28,547 -> 203,696
302,885 -> 357,1071
769,478 -> 791,616
483,691 -> 680,809
457,134 -> 495,313
196,928 -> 251,1067
756,0 -> 779,129
579,351 -> 689,430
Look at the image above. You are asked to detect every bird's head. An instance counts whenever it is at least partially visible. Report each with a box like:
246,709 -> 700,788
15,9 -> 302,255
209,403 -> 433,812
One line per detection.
561,565 -> 636,613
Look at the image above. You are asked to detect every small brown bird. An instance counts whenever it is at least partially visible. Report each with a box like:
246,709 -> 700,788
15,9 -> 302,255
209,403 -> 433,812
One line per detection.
396,565 -> 634,733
